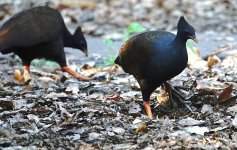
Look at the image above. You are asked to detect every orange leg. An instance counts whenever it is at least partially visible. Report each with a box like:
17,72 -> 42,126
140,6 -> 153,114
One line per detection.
23,65 -> 31,81
143,101 -> 153,119
61,66 -> 92,81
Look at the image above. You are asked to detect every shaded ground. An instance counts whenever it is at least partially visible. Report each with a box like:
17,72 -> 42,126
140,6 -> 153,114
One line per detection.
1,47 -> 237,149
0,0 -> 237,149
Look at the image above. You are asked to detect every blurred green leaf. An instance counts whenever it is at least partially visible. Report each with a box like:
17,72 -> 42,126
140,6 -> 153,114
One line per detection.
186,40 -> 197,55
31,59 -> 59,67
104,38 -> 114,46
126,22 -> 146,34
124,22 -> 146,41
101,22 -> 146,66
102,52 -> 117,66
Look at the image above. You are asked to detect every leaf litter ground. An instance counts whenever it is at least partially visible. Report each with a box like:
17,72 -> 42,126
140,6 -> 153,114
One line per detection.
0,47 -> 237,149
1,0 -> 237,149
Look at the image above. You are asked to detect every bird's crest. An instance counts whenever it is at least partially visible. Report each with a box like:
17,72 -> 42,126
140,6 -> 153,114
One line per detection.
74,27 -> 82,37
177,16 -> 189,29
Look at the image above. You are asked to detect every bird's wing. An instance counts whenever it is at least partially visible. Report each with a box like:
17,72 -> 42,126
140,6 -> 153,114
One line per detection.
118,31 -> 159,77
0,7 -> 63,48
119,31 -> 176,78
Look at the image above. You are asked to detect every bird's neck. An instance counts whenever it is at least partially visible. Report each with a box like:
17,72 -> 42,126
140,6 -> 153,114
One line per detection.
63,30 -> 76,48
173,31 -> 187,49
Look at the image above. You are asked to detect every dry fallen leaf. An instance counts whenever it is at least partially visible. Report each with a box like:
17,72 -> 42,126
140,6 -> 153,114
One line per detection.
0,129 -> 11,137
78,0 -> 97,9
187,47 -> 207,69
0,99 -> 14,111
106,88 -> 121,101
108,65 -> 119,74
178,117 -> 205,126
81,67 -> 102,76
217,84 -> 237,108
35,106 -> 51,115
184,126 -> 209,136
217,84 -> 233,103
207,55 -> 221,68
106,94 -> 120,101
135,123 -> 148,134
56,3 -> 71,10
156,90 -> 169,106
79,143 -> 99,150
196,78 -> 225,91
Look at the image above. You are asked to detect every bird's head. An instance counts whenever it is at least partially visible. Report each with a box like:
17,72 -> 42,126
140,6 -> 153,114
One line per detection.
73,27 -> 88,56
177,16 -> 198,43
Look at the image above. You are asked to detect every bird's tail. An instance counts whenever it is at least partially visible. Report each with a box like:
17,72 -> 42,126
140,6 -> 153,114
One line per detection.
114,56 -> 121,65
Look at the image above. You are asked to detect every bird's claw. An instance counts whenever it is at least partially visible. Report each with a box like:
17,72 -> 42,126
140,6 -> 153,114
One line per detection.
24,79 -> 32,86
164,82 -> 192,112
13,69 -> 32,86
61,66 -> 93,81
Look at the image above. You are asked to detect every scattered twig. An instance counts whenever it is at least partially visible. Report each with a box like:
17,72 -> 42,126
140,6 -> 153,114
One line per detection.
202,41 -> 237,60
105,87 -> 121,101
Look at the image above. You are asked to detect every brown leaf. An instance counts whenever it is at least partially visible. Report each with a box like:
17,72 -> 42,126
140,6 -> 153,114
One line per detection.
0,129 -> 10,137
217,84 -> 233,103
217,95 -> 237,108
56,3 -> 71,11
59,123 -> 77,129
135,123 -> 148,134
106,94 -> 120,101
108,65 -> 119,74
79,143 -> 99,150
0,99 -> 14,111
78,1 -> 97,9
216,84 -> 237,108
35,106 -> 51,115
207,55 -> 220,68
106,87 -> 121,101
156,91 -> 169,106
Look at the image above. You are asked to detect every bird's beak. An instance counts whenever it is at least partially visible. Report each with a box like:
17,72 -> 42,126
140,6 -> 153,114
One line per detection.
84,49 -> 88,57
189,35 -> 198,43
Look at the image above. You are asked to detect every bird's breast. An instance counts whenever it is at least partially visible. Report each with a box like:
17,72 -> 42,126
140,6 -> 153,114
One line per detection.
147,46 -> 188,82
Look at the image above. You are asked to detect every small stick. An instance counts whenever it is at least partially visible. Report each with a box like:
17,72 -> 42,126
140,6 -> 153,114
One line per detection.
202,41 -> 237,60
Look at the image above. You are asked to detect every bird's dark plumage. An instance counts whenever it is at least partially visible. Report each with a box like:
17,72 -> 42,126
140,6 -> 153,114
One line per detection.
0,6 -> 90,82
115,17 -> 197,119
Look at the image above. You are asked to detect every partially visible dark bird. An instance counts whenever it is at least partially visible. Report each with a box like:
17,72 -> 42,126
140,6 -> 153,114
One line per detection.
0,6 -> 91,83
115,17 -> 197,119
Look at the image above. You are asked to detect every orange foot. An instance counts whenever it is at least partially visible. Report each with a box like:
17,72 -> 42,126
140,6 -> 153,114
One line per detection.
61,66 -> 93,81
14,65 -> 31,85
14,69 -> 24,84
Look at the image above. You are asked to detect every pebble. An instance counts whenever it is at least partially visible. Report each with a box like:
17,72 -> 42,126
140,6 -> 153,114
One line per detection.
88,132 -> 100,141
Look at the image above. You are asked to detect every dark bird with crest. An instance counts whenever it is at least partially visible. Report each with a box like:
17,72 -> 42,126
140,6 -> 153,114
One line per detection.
0,6 -> 91,83
115,17 -> 198,119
